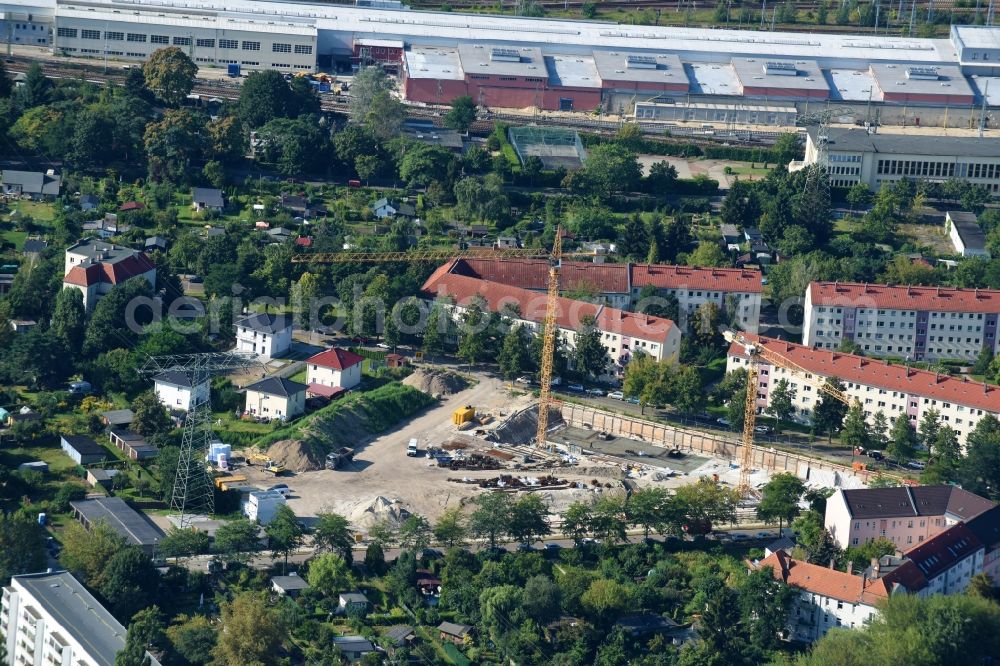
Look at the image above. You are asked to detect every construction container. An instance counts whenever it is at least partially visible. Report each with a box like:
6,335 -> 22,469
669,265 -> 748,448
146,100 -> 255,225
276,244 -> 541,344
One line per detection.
214,474 -> 247,490
452,406 -> 475,425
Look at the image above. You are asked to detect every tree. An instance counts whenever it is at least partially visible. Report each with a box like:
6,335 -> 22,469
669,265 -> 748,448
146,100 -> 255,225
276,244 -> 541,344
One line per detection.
580,579 -> 633,624
143,47 -> 198,106
842,538 -> 896,573
647,160 -> 679,193
51,288 -> 86,355
791,510 -> 840,565
237,69 -> 310,129
508,494 -> 550,545
670,365 -> 704,415
399,514 -> 433,551
0,513 -> 46,583
960,415 -> 1000,499
60,520 -> 127,588
313,512 -> 354,563
365,90 -> 407,141
573,315 -> 608,379
498,324 -> 531,383
887,414 -> 917,463
756,473 -> 804,532
253,116 -> 330,176
626,487 -> 671,538
144,108 -> 205,183
398,143 -> 454,187
456,298 -> 493,366
573,143 -> 642,199
166,614 -> 217,666
433,507 -> 468,548
265,505 -> 304,574
622,352 -> 665,414
673,479 -> 739,533
841,402 -> 870,453
812,378 -> 848,442
470,492 -> 514,550
348,67 -> 393,122
115,606 -> 165,666
99,547 -> 160,619
131,391 -> 173,437
522,575 -> 561,624
444,95 -> 477,132
618,215 -> 650,262
739,567 -> 794,660
561,501 -> 593,543
870,410 -> 889,451
918,408 -> 941,450
767,378 -> 795,431
686,241 -> 728,268
20,63 -> 52,108
213,593 -> 285,666
213,518 -> 261,565
0,59 -> 12,98
306,552 -> 353,597
847,182 -> 872,214
157,527 -> 210,563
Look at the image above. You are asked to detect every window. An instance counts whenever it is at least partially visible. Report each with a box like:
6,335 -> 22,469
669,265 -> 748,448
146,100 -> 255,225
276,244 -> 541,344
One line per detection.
57,27 -> 77,38
151,34 -> 169,44
294,44 -> 312,54
105,31 -> 124,41
272,42 -> 291,52
196,38 -> 215,47
219,39 -> 238,49
242,41 -> 261,51
81,29 -> 101,39
173,36 -> 191,46
127,33 -> 146,42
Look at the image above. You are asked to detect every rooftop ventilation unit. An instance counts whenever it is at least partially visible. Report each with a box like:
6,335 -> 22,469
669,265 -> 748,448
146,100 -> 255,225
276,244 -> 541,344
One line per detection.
626,54 -> 658,69
491,47 -> 521,62
906,66 -> 939,80
763,61 -> 797,76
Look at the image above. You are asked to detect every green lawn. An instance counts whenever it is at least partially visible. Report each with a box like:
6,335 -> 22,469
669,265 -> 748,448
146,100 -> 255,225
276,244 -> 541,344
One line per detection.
1,230 -> 28,251
11,201 -> 57,222
288,369 -> 307,384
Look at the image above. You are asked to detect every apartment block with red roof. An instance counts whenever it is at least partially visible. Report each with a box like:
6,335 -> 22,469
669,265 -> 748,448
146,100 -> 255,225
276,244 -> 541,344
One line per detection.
305,347 -> 365,393
803,281 -> 1000,362
727,334 -> 1000,448
421,266 -> 680,378
62,239 -> 156,311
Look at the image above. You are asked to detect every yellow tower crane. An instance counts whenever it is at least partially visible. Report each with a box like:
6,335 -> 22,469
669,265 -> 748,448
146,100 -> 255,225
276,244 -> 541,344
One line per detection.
724,330 -> 857,496
292,227 -> 570,447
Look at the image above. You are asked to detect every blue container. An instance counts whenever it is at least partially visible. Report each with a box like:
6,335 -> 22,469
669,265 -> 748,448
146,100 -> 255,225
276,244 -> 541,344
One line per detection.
227,64 -> 241,78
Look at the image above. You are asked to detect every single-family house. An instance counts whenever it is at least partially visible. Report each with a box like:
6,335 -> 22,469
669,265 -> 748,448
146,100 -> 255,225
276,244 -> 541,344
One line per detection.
119,201 -> 145,213
243,376 -> 307,420
63,240 -> 156,311
154,371 -> 211,412
234,312 -> 293,359
192,187 -> 225,213
306,348 -> 365,393
60,434 -> 106,465
266,227 -> 291,243
331,636 -> 375,662
438,621 -> 473,645
271,574 -> 310,597
81,217 -> 130,239
1,170 -> 61,200
338,592 -> 370,614
372,198 -> 417,220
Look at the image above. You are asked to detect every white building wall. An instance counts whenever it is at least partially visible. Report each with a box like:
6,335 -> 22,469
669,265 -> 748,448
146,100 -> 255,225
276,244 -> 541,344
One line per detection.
307,362 -> 361,390
155,380 -> 209,411
235,324 -> 292,358
245,389 -> 305,419
1,583 -> 102,666
787,590 -> 877,642
629,287 -> 762,334
244,490 -> 286,524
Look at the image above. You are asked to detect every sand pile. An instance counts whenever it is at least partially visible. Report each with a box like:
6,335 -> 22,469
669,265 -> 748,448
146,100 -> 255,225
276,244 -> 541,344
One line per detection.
488,404 -> 565,445
350,495 -> 411,530
403,369 -> 468,397
265,440 -> 325,472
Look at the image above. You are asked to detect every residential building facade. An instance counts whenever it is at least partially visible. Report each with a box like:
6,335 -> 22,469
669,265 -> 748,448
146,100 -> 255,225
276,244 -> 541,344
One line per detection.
727,334 -> 1000,448
243,376 -> 307,419
63,240 -> 156,311
154,371 -> 210,412
306,348 -> 364,392
234,313 -> 292,359
803,281 -> 1000,362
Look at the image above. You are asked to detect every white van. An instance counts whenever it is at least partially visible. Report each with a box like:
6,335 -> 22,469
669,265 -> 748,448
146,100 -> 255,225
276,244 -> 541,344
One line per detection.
406,438 -> 419,456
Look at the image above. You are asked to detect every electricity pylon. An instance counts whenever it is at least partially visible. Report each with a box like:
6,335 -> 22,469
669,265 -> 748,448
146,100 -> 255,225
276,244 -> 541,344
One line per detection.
141,352 -> 261,527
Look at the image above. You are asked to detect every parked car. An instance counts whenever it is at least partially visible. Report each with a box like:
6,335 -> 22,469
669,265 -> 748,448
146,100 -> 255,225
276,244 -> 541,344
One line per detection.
607,390 -> 624,400
543,542 -> 562,553
868,450 -> 885,461
625,397 -> 640,405
515,376 -> 533,385
376,342 -> 390,349
716,417 -> 732,427
350,335 -> 369,344
754,425 -> 771,434
906,460 -> 926,470
586,388 -> 604,397
567,383 -> 585,392
267,483 -> 291,497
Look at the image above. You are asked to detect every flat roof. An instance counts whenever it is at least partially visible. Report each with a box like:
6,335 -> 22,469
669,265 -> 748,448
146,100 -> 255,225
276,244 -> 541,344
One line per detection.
731,57 -> 828,93
870,63 -> 974,98
815,126 -> 1000,158
635,100 -> 796,112
545,54 -> 600,88
58,5 -> 317,35
458,44 -> 546,78
686,62 -> 740,96
592,50 -> 685,85
954,25 -> 1000,50
13,571 -> 126,666
70,497 -> 164,548
827,68 -> 882,101
404,45 -> 464,81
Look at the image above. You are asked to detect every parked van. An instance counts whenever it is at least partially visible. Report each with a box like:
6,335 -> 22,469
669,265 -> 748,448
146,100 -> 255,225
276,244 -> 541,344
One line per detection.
406,438 -> 419,456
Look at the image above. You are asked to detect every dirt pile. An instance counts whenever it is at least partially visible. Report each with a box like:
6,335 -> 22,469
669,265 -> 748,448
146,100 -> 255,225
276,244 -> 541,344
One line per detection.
403,369 -> 468,397
265,440 -> 326,472
487,404 -> 565,445
350,495 -> 411,530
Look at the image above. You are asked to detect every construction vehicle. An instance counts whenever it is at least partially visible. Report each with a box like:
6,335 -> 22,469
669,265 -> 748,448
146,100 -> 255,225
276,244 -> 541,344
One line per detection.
452,406 -> 476,426
292,229 -> 571,448
724,330 -> 857,496
264,461 -> 286,475
247,452 -> 271,466
326,447 -> 356,469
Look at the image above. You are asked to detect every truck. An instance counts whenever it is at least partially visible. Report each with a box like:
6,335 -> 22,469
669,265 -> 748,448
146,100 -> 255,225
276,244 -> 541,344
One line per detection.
227,63 -> 241,78
406,438 -> 419,457
325,447 -> 356,470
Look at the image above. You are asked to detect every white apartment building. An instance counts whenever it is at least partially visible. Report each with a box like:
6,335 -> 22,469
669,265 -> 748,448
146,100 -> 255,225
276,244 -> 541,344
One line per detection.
63,240 -> 156,311
800,127 -> 1000,194
905,524 -> 984,596
803,281 -> 1000,362
726,334 -> 1000,448
305,347 -> 365,392
421,268 -> 681,377
153,371 -> 210,412
234,313 -> 293,359
2,570 -> 160,666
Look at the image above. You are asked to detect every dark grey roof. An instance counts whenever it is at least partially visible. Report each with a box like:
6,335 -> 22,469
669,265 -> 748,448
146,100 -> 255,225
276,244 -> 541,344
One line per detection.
2,170 -> 61,195
23,239 -> 47,253
205,227 -> 225,237
815,127 -> 1000,158
69,497 -> 164,548
89,469 -> 113,481
61,434 -> 104,456
80,194 -> 100,205
65,240 -> 145,265
236,312 -> 291,334
154,370 -> 196,388
331,636 -> 375,652
616,613 -> 680,634
101,409 -> 134,425
13,571 -> 127,666
438,621 -> 472,637
383,625 -> 415,645
192,187 -> 224,207
944,486 -> 995,520
947,211 -> 987,250
340,592 -> 369,603
766,535 -> 796,553
967,505 -> 1000,548
145,236 -> 168,248
272,575 -> 310,590
840,486 -> 994,520
245,376 -> 307,397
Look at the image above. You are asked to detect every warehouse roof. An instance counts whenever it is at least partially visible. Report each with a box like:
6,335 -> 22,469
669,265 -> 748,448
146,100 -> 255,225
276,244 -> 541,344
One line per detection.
812,127 -> 1000,158
731,57 -> 829,94
545,54 -> 601,88
870,62 -> 974,97
404,45 -> 464,81
728,334 -> 1000,414
592,50 -> 685,85
457,44 -> 546,78
686,62 -> 741,95
808,280 -> 1000,313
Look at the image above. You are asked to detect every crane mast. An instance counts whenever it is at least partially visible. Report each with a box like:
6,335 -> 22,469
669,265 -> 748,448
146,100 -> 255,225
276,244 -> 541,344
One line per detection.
535,227 -> 563,446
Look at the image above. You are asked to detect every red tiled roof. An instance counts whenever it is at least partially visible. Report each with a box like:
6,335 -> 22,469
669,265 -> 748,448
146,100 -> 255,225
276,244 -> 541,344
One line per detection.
307,383 -> 345,398
631,264 -> 763,293
903,523 -> 983,580
728,334 -> 1000,414
421,271 -> 675,343
295,236 -> 313,247
62,253 -> 155,287
756,550 -> 908,606
120,201 -> 145,211
808,281 -> 1000,313
306,347 -> 365,370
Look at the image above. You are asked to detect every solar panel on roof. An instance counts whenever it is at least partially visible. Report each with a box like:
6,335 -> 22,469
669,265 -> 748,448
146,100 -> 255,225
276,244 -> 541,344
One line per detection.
490,47 -> 521,62
763,61 -> 798,76
626,54 -> 658,69
906,66 -> 939,80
